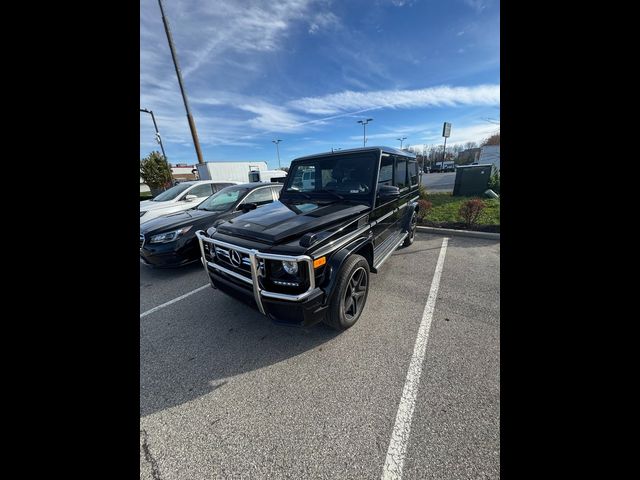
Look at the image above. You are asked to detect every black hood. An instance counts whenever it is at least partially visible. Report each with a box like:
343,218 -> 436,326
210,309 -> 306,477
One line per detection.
141,208 -> 228,235
216,200 -> 369,244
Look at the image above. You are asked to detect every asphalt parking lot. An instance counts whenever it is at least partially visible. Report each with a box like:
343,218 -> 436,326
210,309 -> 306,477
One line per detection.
421,172 -> 456,192
140,233 -> 500,479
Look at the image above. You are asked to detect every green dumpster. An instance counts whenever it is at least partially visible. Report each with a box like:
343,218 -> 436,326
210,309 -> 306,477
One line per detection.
452,164 -> 495,196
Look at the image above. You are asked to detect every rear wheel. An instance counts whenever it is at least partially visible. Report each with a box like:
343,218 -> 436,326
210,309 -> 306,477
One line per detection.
402,210 -> 418,247
323,255 -> 370,331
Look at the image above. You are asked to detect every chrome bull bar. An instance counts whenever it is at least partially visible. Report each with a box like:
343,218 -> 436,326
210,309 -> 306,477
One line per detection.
195,230 -> 318,315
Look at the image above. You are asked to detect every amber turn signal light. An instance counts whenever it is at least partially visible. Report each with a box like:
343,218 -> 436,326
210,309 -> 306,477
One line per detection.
313,256 -> 326,268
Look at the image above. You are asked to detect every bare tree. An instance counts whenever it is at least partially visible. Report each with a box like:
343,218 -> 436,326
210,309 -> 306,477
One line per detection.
482,133 -> 500,146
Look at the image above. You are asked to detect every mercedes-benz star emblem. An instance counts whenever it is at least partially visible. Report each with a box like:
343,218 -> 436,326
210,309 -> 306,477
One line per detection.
229,249 -> 242,267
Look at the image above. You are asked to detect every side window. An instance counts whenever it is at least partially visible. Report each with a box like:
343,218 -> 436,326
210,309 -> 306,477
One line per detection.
188,184 -> 214,198
408,161 -> 418,187
271,186 -> 282,200
394,157 -> 408,189
378,155 -> 393,186
242,187 -> 274,206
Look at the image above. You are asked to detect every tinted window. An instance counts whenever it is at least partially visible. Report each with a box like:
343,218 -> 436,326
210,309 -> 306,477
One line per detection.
188,184 -> 214,198
409,161 -> 418,186
284,152 -> 376,195
242,187 -> 274,206
378,155 -> 393,186
394,157 -> 408,189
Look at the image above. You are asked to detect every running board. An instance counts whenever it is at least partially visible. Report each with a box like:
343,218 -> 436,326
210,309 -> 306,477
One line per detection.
372,231 -> 408,272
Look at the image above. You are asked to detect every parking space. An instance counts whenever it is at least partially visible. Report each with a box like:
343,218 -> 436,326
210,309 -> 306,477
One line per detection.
140,233 -> 500,479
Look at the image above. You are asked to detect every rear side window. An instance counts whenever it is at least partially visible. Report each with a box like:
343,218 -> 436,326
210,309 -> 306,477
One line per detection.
188,184 -> 214,198
378,155 -> 393,185
394,157 -> 408,189
408,161 -> 418,186
271,186 -> 282,199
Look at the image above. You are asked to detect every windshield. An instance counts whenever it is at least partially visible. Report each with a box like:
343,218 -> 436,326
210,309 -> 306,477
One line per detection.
284,152 -> 377,198
197,186 -> 248,212
152,183 -> 193,202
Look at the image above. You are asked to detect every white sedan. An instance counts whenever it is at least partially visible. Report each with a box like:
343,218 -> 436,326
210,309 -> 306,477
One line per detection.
140,180 -> 239,224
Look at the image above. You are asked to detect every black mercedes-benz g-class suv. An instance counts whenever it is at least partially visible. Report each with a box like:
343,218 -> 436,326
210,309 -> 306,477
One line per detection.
195,146 -> 421,331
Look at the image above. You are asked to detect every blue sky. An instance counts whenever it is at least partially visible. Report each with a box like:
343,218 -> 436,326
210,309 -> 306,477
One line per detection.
140,0 -> 499,169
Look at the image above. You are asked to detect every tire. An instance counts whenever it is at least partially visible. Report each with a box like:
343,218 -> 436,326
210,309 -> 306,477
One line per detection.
323,254 -> 370,331
402,210 -> 418,247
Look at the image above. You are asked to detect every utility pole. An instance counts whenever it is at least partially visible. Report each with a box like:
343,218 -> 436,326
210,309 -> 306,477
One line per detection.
272,139 -> 282,169
157,0 -> 204,165
357,118 -> 373,147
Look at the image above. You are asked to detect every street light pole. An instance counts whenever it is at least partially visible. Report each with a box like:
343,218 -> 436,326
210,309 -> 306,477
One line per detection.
140,108 -> 167,160
157,0 -> 205,165
272,139 -> 282,169
357,118 -> 373,147
397,136 -> 407,149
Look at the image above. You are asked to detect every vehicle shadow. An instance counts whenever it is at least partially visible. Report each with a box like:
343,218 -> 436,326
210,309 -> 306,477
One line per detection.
140,293 -> 339,417
140,260 -> 202,282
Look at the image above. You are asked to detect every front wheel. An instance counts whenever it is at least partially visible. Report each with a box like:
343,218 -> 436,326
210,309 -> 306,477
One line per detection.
402,210 -> 418,247
323,255 -> 370,331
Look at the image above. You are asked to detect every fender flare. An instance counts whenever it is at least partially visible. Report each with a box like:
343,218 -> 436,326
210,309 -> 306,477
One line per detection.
319,234 -> 373,300
400,199 -> 419,231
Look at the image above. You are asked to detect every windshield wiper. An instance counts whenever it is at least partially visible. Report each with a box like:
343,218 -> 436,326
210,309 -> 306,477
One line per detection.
285,190 -> 312,199
316,189 -> 344,200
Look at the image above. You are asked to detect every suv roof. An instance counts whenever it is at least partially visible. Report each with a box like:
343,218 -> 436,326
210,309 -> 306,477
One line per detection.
294,146 -> 416,162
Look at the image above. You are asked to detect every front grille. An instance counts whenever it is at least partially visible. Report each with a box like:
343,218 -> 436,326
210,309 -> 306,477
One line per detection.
140,234 -> 145,249
213,245 -> 254,279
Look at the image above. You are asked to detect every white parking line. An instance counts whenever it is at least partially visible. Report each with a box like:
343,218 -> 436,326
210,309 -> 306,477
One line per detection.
381,237 -> 449,480
140,284 -> 210,318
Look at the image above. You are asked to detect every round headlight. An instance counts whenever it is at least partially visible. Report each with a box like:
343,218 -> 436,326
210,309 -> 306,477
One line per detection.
282,260 -> 298,275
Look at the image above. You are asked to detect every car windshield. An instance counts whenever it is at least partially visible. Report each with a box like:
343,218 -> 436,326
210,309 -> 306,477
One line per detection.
283,152 -> 377,198
152,183 -> 193,202
197,186 -> 248,212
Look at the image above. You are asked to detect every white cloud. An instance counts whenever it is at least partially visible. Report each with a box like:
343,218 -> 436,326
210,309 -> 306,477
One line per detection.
288,84 -> 500,115
464,0 -> 489,13
141,0 -> 328,81
308,12 -> 340,34
237,101 -> 307,132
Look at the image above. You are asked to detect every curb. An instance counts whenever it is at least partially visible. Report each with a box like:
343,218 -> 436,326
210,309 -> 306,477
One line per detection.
416,226 -> 500,240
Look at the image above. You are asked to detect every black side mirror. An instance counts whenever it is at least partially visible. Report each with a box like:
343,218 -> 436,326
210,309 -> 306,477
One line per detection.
377,185 -> 400,201
239,202 -> 258,212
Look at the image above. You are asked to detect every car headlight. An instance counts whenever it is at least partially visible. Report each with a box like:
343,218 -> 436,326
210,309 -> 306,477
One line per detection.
282,260 -> 298,275
149,226 -> 192,244
140,211 -> 147,217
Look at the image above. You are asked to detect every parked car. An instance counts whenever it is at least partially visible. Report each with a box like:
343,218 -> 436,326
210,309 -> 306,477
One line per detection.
140,183 -> 282,267
140,180 -> 240,225
195,146 -> 421,331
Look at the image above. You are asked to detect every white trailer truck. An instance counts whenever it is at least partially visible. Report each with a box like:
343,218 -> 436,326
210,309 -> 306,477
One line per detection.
195,162 -> 287,183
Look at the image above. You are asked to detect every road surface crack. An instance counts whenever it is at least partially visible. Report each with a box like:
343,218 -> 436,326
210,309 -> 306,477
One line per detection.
141,429 -> 163,480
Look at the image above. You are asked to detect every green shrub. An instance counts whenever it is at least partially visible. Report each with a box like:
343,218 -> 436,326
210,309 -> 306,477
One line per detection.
488,172 -> 500,194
